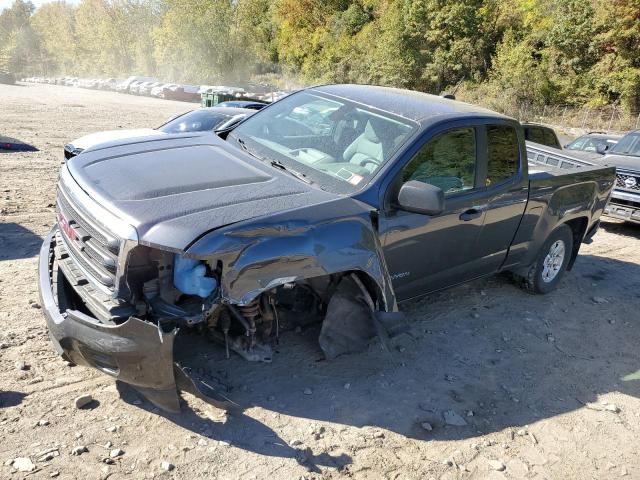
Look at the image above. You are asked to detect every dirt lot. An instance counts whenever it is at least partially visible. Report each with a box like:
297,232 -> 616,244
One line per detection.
1,83 -> 640,480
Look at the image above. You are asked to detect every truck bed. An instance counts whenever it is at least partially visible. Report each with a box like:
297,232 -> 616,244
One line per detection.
526,141 -> 597,170
526,141 -> 613,182
526,141 -> 613,193
526,141 -> 640,223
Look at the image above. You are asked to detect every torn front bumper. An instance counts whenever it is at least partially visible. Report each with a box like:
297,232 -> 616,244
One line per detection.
38,229 -> 236,413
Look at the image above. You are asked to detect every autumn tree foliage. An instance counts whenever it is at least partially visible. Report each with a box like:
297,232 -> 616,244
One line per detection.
0,0 -> 638,112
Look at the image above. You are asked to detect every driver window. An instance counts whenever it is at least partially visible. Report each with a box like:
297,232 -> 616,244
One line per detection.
402,127 -> 477,196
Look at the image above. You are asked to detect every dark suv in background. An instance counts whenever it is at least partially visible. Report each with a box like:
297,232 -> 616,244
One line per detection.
600,130 -> 640,224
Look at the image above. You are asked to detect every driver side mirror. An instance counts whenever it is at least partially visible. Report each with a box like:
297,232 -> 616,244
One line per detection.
397,180 -> 444,215
595,143 -> 607,154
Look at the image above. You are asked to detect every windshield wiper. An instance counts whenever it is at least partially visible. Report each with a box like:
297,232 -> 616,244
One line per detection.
270,160 -> 312,184
236,136 -> 248,150
235,136 -> 264,161
235,135 -> 313,184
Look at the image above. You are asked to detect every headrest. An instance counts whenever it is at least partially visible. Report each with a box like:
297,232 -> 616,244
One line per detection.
363,120 -> 380,143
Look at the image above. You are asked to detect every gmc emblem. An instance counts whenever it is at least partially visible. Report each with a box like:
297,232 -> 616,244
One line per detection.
58,212 -> 77,241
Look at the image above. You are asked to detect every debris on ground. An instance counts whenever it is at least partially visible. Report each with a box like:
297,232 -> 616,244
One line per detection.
71,446 -> 87,456
109,448 -> 124,458
12,457 -> 36,472
74,394 -> 93,409
444,410 -> 468,426
420,422 -> 433,431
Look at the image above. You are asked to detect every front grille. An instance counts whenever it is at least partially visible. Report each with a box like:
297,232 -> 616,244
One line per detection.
56,184 -> 120,294
615,172 -> 640,192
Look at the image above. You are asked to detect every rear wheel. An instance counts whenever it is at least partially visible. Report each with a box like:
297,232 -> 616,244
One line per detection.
515,224 -> 573,294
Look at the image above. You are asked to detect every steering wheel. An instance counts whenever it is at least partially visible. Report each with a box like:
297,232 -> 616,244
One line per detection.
358,157 -> 380,170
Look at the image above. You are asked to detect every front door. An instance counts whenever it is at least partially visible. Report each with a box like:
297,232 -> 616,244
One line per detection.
380,126 -> 493,300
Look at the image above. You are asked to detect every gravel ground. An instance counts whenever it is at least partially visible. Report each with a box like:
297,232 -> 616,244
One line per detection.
1,82 -> 640,480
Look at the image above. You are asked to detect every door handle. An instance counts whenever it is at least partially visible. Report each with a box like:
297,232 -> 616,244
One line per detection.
459,208 -> 484,221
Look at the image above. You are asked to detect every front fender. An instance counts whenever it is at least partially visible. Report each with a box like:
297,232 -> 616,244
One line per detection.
186,198 -> 397,311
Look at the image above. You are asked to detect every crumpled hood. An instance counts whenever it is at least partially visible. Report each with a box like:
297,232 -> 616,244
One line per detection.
69,128 -> 159,151
65,132 -> 337,250
596,154 -> 640,171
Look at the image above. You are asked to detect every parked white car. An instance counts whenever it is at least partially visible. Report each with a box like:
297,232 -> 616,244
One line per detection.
63,107 -> 256,160
150,83 -> 178,97
116,76 -> 158,93
138,81 -> 161,96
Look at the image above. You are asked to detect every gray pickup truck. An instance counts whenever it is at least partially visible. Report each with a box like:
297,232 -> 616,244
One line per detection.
39,85 -> 615,412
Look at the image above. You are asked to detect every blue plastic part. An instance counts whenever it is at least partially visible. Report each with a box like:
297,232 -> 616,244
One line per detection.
173,255 -> 217,298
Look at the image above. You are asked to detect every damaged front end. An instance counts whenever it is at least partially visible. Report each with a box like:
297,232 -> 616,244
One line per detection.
40,168 -> 400,413
39,230 -> 239,412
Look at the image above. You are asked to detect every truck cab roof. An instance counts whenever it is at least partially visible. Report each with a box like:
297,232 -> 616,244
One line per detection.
311,84 -> 512,123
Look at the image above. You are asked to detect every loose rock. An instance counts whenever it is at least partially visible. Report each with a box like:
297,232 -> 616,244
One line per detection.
71,446 -> 87,456
74,394 -> 93,409
109,448 -> 124,458
37,450 -> 59,462
303,388 -> 312,395
604,403 -> 620,413
12,457 -> 36,472
421,422 -> 433,431
15,360 -> 28,371
444,410 -> 468,426
488,459 -> 506,471
593,296 -> 607,304
161,461 -> 175,472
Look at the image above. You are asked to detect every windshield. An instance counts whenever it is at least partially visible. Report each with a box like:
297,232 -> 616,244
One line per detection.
159,110 -> 232,133
229,91 -> 417,193
610,132 -> 640,157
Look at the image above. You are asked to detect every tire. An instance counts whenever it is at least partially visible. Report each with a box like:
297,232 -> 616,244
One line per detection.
515,224 -> 574,294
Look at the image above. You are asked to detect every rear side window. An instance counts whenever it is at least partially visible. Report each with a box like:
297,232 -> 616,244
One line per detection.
543,128 -> 560,148
526,127 -> 545,144
486,125 -> 519,186
403,127 -> 477,195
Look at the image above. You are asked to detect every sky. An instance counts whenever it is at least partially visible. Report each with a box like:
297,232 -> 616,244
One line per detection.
0,0 -> 79,12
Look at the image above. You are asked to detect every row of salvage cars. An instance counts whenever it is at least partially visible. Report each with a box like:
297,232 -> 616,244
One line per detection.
22,75 -> 290,104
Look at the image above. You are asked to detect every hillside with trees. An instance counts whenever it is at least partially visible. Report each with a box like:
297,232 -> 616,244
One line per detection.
1,0 -> 638,113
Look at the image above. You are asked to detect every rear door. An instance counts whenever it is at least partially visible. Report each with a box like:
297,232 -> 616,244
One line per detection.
473,123 -> 529,273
